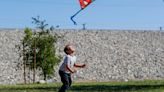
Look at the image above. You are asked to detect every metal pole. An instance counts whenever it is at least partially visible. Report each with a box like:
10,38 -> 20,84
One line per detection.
82,23 -> 86,30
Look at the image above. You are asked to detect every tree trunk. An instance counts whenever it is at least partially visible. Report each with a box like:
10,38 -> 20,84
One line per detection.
33,39 -> 36,83
23,42 -> 26,84
43,71 -> 47,81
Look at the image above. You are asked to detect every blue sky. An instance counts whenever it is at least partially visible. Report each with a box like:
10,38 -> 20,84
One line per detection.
0,0 -> 164,30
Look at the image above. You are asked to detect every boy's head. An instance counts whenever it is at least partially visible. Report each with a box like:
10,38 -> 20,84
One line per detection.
64,44 -> 75,55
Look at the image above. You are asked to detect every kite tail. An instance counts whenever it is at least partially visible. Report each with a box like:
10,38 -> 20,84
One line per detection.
71,16 -> 77,25
70,9 -> 83,25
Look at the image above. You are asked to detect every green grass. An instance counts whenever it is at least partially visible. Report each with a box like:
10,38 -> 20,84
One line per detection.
0,80 -> 164,92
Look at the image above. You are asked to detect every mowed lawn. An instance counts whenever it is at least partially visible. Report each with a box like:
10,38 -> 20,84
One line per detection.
0,80 -> 164,92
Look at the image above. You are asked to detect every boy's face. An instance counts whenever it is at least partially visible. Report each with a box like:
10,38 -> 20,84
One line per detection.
68,45 -> 75,54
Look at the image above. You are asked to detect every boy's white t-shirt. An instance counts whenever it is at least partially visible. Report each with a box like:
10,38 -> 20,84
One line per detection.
59,55 -> 76,73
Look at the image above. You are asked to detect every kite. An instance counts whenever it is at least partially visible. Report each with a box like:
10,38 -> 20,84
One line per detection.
71,0 -> 95,25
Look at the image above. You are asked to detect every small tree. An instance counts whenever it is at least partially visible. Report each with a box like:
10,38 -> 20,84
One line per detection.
21,16 -> 61,82
32,16 -> 60,80
35,34 -> 59,80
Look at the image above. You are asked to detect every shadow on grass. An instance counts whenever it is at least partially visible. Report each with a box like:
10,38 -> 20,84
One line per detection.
71,84 -> 164,92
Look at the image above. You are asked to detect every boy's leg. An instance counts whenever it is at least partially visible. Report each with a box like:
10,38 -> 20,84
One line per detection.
59,71 -> 71,92
68,74 -> 72,87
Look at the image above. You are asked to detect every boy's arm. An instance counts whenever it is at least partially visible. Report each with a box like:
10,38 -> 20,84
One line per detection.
66,64 -> 76,73
74,63 -> 86,68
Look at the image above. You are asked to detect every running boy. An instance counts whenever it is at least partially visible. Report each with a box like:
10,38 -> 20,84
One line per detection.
58,44 -> 86,92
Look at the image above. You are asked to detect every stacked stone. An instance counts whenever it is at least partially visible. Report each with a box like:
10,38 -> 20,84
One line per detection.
0,29 -> 164,84
0,30 -> 24,84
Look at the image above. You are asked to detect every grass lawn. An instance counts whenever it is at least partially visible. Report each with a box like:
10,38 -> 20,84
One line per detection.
0,80 -> 164,92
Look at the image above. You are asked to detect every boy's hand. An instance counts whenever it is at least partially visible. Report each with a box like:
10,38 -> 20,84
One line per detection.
81,64 -> 86,68
72,68 -> 77,73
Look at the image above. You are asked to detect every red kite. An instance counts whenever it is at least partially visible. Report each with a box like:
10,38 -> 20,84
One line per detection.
79,0 -> 92,9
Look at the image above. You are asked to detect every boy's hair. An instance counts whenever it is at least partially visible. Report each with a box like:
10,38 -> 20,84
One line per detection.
64,44 -> 71,54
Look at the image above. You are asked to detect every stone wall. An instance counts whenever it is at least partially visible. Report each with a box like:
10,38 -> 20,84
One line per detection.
0,29 -> 164,84
0,30 -> 23,84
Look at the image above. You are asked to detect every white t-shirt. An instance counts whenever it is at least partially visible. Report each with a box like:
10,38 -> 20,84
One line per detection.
59,55 -> 76,73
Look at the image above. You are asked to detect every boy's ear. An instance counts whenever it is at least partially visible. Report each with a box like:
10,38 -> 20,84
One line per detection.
66,50 -> 69,54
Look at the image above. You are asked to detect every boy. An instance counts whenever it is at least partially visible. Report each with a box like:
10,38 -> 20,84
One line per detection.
58,44 -> 86,92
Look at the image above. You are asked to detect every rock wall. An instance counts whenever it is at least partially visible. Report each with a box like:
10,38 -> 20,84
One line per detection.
0,30 -> 23,84
0,29 -> 164,84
